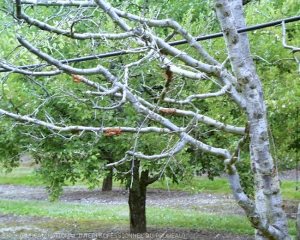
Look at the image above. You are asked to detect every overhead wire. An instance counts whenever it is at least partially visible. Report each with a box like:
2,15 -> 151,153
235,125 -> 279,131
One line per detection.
0,15 -> 299,73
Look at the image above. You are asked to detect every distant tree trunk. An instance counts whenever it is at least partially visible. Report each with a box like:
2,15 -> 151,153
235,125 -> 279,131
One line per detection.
102,167 -> 113,191
128,159 -> 158,233
102,158 -> 114,191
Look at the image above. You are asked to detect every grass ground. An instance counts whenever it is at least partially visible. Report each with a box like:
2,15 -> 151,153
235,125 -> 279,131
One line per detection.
1,167 -> 300,199
0,199 -> 254,235
0,166 -> 298,238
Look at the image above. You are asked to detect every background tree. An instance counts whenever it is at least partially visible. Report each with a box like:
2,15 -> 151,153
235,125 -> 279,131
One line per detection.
245,0 -> 300,173
0,0 -> 299,238
0,0 -> 194,233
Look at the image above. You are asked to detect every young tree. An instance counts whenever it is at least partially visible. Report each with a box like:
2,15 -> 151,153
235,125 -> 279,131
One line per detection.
0,0 -> 298,238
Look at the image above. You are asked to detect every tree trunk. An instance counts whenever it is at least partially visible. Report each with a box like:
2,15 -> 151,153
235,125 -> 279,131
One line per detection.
214,0 -> 290,239
297,204 -> 300,240
128,159 -> 147,233
102,167 -> 113,191
102,157 -> 114,191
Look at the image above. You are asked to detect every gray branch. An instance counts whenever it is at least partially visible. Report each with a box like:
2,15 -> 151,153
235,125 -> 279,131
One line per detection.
0,108 -> 174,134
17,35 -> 116,76
21,0 -> 97,6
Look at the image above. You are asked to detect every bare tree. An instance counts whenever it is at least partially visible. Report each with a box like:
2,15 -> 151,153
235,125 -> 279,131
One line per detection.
0,0 -> 297,238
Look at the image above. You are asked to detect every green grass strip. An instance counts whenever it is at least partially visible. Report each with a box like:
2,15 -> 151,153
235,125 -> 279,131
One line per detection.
0,168 -> 43,186
0,198 -> 297,237
0,199 -> 252,235
0,199 -> 128,223
147,207 -> 253,235
281,181 -> 300,199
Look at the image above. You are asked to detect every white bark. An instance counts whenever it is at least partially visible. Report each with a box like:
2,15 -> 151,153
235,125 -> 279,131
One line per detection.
214,0 -> 290,239
0,109 -> 176,134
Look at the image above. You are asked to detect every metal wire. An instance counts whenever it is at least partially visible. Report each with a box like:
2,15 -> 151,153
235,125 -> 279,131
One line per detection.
0,15 -> 300,73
